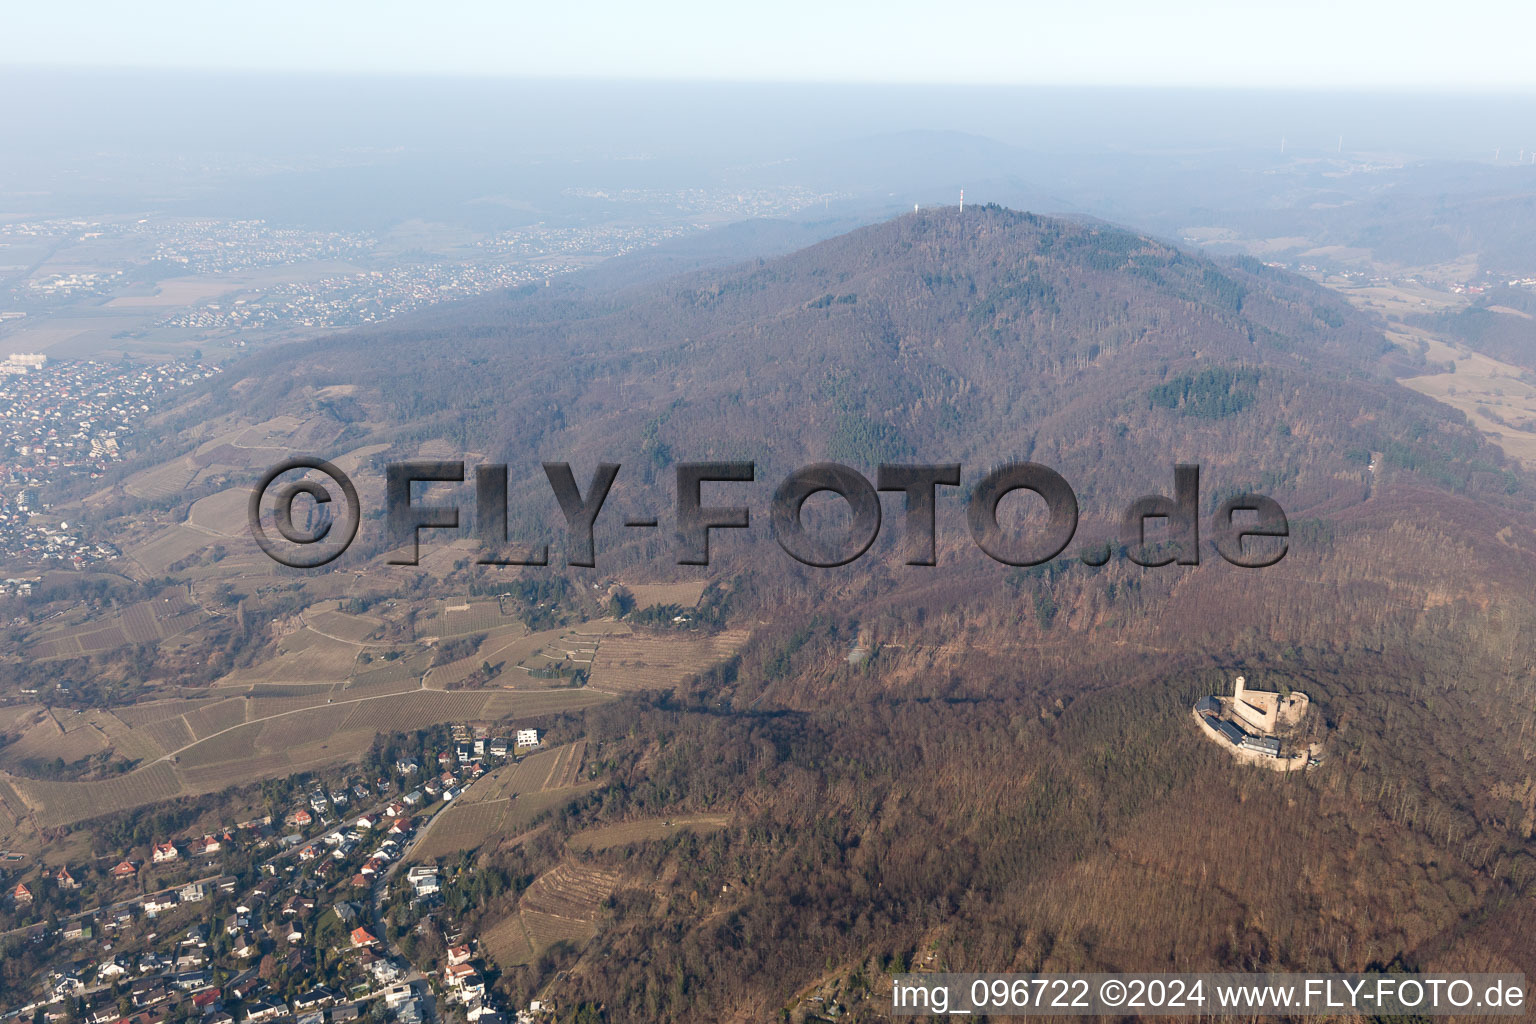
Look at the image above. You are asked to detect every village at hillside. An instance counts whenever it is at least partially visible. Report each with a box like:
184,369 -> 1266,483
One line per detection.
1,722 -> 556,1024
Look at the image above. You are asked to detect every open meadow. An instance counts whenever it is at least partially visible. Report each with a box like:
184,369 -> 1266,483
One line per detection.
567,813 -> 731,852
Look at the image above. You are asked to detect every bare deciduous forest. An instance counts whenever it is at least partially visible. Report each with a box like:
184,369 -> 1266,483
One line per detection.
38,207 -> 1536,1021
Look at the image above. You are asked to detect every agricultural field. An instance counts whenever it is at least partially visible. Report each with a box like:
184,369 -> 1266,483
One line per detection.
175,720 -> 262,769
253,703 -> 357,750
491,621 -> 632,687
470,741 -> 587,802
586,628 -> 750,693
0,688 -> 611,828
1399,333 -> 1536,466
330,442 -> 392,476
242,691 -> 344,720
123,522 -> 219,574
482,912 -> 539,968
110,698 -> 214,728
182,697 -> 249,740
120,455 -> 201,502
496,786 -> 596,835
223,633 -> 363,686
23,588 -> 205,660
406,786 -> 599,863
412,619 -> 633,687
5,761 -> 184,827
413,597 -> 526,639
407,800 -> 511,861
0,777 -> 31,833
135,715 -> 195,754
407,742 -> 595,862
0,708 -> 112,768
186,487 -> 248,538
116,414 -> 364,549
510,740 -> 586,793
622,581 -> 708,609
422,653 -> 484,690
94,716 -> 169,764
349,651 -> 432,689
567,813 -> 731,853
338,675 -> 423,700
305,605 -> 385,643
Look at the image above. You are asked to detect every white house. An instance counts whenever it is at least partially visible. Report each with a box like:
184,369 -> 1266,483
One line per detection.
143,894 -> 180,917
406,865 -> 440,896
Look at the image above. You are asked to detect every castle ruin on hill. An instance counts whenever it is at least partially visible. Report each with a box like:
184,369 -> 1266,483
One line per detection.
1192,675 -> 1324,771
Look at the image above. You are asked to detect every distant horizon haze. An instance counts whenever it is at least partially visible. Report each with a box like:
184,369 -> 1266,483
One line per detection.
7,0 -> 1536,92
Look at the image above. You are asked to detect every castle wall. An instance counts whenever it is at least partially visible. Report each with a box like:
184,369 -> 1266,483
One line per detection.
1233,695 -> 1278,734
1191,708 -> 1307,773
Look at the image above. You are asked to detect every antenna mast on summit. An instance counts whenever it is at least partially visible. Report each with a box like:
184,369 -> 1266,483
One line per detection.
960,189 -> 964,213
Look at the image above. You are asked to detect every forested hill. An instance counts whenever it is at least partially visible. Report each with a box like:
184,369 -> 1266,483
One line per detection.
213,203 -> 1514,525
163,206 -> 1536,1020
186,201 -> 1536,700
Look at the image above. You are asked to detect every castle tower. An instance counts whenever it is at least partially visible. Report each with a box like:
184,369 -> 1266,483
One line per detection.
1232,674 -> 1278,734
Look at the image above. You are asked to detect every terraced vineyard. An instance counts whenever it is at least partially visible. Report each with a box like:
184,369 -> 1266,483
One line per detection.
521,862 -> 621,926
484,861 -> 623,968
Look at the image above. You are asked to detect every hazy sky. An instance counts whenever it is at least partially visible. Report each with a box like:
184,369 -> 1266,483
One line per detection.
8,0 -> 1536,90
